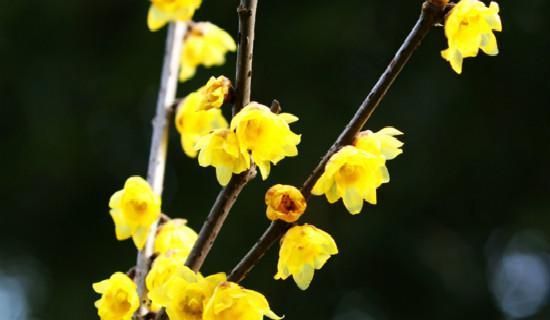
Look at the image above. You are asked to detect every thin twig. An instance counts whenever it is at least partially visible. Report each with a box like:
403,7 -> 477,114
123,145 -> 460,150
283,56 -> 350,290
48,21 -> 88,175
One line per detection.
134,21 -> 187,318
184,0 -> 260,272
227,0 -> 447,283
233,0 -> 258,115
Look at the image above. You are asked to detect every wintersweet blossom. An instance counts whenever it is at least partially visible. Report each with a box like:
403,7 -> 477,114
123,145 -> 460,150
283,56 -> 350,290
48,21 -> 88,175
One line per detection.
354,127 -> 404,160
441,0 -> 502,74
180,22 -> 237,81
231,102 -> 301,179
147,0 -> 202,32
154,219 -> 198,256
163,269 -> 227,320
275,224 -> 338,290
93,272 -> 139,320
265,184 -> 307,223
198,75 -> 232,110
109,176 -> 161,250
175,92 -> 228,158
311,146 -> 388,214
195,129 -> 251,185
203,281 -> 281,320
147,251 -> 189,311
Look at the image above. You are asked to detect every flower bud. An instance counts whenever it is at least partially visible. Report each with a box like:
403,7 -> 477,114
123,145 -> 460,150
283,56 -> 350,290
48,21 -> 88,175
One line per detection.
265,184 -> 306,223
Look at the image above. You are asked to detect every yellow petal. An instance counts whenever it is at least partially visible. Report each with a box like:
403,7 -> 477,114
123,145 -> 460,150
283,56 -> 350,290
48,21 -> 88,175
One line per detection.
147,5 -> 169,32
257,160 -> 271,180
343,188 -> 363,214
216,166 -> 233,186
293,264 -> 315,290
480,32 -> 499,56
133,226 -> 150,250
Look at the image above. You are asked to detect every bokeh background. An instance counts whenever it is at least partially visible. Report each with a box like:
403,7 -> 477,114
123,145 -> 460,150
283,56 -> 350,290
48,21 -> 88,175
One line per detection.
2,0 -> 550,319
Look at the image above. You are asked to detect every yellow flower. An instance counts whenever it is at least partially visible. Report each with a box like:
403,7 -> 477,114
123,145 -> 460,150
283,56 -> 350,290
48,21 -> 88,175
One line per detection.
197,75 -> 232,110
147,0 -> 202,32
195,129 -> 251,186
109,177 -> 161,250
203,281 -> 281,320
275,224 -> 338,290
354,127 -> 404,160
441,0 -> 502,74
164,270 -> 227,320
231,103 -> 301,180
146,251 -> 189,311
311,146 -> 388,214
175,92 -> 228,158
93,272 -> 139,320
265,184 -> 307,223
154,219 -> 198,256
180,23 -> 237,81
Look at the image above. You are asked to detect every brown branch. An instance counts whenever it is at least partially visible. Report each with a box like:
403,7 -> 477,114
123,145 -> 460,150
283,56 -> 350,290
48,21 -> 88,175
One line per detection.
233,0 -> 258,115
184,0 -> 260,272
134,22 -> 187,318
227,0 -> 447,283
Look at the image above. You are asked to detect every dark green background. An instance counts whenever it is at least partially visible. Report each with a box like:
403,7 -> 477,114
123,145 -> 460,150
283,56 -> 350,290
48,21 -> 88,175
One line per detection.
2,0 -> 550,319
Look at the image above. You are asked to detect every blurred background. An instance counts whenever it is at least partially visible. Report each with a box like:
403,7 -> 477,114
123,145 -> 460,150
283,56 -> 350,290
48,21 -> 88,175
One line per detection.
2,0 -> 550,319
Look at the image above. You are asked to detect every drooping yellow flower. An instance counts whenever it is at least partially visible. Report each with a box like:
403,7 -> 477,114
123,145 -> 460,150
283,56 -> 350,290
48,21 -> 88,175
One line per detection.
441,0 -> 502,74
275,224 -> 338,290
197,75 -> 232,110
154,219 -> 198,256
231,102 -> 301,180
163,269 -> 227,320
147,0 -> 202,32
195,129 -> 251,186
93,272 -> 139,320
203,281 -> 281,320
109,176 -> 161,250
147,251 -> 189,311
311,146 -> 388,214
354,127 -> 404,160
175,92 -> 228,158
180,23 -> 237,81
265,184 -> 307,223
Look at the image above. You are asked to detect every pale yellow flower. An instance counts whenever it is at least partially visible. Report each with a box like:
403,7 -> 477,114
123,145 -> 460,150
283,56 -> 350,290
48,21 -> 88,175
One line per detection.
175,92 -> 228,158
197,75 -> 232,110
109,176 -> 161,250
180,23 -> 237,81
147,0 -> 202,32
354,127 -> 404,160
195,129 -> 251,186
441,0 -> 502,74
231,102 -> 301,180
164,270 -> 227,320
93,272 -> 139,320
203,281 -> 281,320
147,251 -> 189,311
154,219 -> 198,256
265,184 -> 307,223
275,224 -> 338,290
312,146 -> 388,214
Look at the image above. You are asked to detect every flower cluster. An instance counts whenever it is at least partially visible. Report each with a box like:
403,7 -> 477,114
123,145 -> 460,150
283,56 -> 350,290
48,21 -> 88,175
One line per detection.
441,0 -> 502,74
175,79 -> 301,186
95,0 -> 505,319
147,262 -> 280,320
312,127 -> 403,214
175,76 -> 231,158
